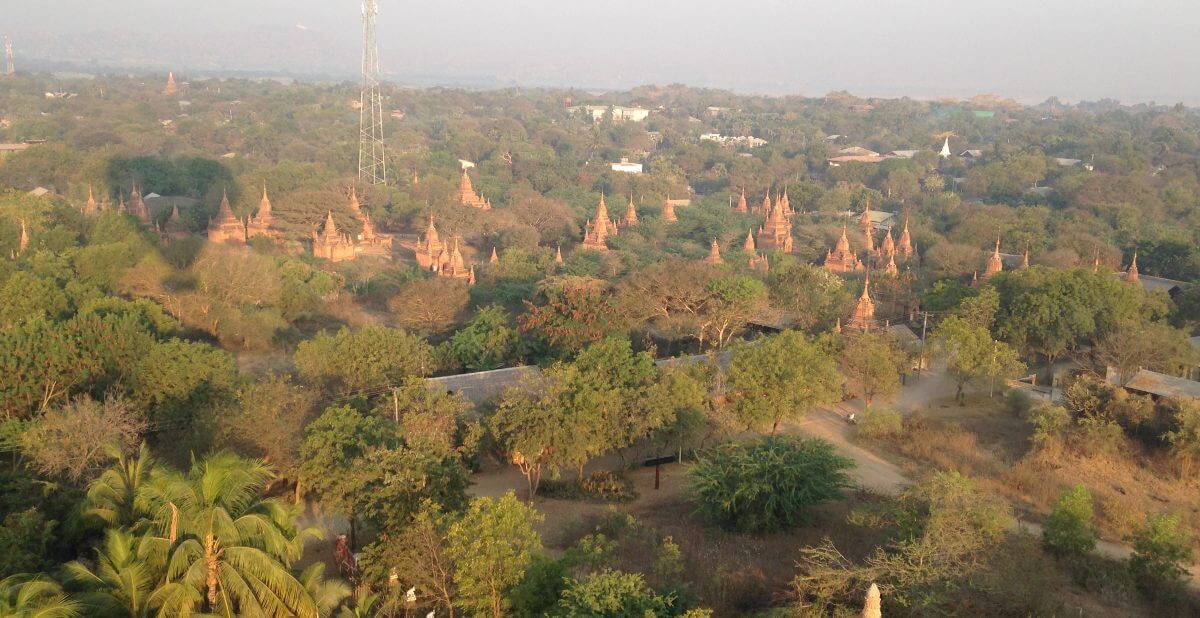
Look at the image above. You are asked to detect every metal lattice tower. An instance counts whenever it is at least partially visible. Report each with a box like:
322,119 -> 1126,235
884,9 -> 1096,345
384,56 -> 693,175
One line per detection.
5,37 -> 14,78
357,0 -> 387,185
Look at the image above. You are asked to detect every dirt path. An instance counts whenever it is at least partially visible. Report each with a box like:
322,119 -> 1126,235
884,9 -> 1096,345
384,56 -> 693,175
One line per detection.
787,367 -> 1200,586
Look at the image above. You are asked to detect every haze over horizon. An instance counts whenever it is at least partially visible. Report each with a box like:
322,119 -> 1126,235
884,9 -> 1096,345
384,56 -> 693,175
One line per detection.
7,0 -> 1200,105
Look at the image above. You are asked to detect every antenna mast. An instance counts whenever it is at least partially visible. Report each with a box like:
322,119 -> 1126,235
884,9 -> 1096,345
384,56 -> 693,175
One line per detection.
358,0 -> 387,185
5,37 -> 14,78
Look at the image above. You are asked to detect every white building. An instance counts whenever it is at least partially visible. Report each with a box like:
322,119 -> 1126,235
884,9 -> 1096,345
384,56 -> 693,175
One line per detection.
569,105 -> 650,123
611,158 -> 644,174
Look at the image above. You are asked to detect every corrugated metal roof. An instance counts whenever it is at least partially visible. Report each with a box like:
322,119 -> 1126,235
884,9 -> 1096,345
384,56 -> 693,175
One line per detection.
1108,367 -> 1200,400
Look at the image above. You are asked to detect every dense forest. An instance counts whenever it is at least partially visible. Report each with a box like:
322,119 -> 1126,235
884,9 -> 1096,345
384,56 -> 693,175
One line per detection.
1,74 -> 1199,616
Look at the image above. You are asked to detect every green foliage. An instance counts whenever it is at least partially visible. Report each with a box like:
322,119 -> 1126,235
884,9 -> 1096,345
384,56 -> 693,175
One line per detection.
540,471 -> 638,503
493,337 -> 673,496
509,555 -> 571,617
556,569 -> 675,617
930,315 -> 1024,403
1042,485 -> 1098,559
796,472 -> 1010,613
519,276 -> 628,358
134,452 -> 324,616
449,305 -> 521,371
839,332 -> 905,408
854,408 -> 904,441
990,267 -> 1143,361
445,493 -> 543,617
298,405 -> 396,520
354,446 -> 471,533
1164,399 -> 1200,473
727,331 -> 843,433
0,271 -> 70,326
690,436 -> 854,533
1027,403 -> 1071,448
0,574 -> 81,618
1127,513 -> 1194,594
920,279 -> 975,313
278,259 -> 339,322
294,325 -> 433,395
0,509 -> 55,579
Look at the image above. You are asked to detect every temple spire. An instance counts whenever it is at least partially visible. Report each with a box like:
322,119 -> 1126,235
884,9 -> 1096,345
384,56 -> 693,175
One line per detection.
705,239 -> 723,265
862,583 -> 882,618
84,184 -> 98,215
1127,251 -> 1140,283
735,187 -> 748,213
847,276 -> 876,332
318,211 -> 341,241
898,216 -> 913,256
982,236 -> 1003,281
662,194 -> 677,222
554,245 -> 564,265
490,246 -> 499,263
217,188 -> 237,222
17,219 -> 29,254
743,229 -> 756,252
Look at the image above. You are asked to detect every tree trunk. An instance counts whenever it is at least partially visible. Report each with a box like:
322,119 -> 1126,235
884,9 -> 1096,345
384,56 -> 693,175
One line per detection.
168,503 -> 179,544
771,418 -> 780,435
491,586 -> 502,618
205,534 -> 220,610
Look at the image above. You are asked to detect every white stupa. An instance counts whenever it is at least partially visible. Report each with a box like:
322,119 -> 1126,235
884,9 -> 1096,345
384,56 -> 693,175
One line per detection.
939,137 -> 952,158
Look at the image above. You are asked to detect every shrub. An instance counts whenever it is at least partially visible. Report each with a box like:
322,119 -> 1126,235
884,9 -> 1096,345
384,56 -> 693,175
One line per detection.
1026,403 -> 1070,448
1042,484 -> 1097,560
508,555 -> 570,617
1068,417 -> 1126,458
540,471 -> 637,503
854,407 -> 903,441
689,436 -> 854,533
557,569 -> 676,617
1127,513 -> 1194,595
580,471 -> 636,502
1003,388 -> 1034,417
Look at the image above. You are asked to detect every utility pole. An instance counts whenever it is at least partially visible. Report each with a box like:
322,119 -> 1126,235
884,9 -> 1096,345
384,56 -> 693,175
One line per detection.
357,0 -> 388,185
5,37 -> 14,78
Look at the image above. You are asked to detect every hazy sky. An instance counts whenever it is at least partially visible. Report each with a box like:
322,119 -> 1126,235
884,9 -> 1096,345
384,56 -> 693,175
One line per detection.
8,1 -> 1200,104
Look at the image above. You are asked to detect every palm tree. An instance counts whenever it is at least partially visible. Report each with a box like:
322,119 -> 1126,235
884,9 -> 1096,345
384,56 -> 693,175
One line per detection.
86,443 -> 157,529
298,564 -> 351,618
0,574 -> 81,618
137,452 -> 322,617
63,529 -> 158,617
336,589 -> 383,618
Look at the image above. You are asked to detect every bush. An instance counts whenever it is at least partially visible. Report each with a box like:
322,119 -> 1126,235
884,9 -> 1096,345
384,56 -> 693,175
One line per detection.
1069,417 -> 1126,458
1027,403 -> 1070,448
557,569 -> 676,617
1127,513 -> 1194,596
1003,388 -> 1034,416
689,436 -> 854,533
854,408 -> 903,441
1042,484 -> 1097,560
508,555 -> 570,617
540,471 -> 637,503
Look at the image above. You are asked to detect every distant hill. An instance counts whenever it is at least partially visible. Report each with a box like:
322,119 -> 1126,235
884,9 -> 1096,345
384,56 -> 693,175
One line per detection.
16,26 -> 358,79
